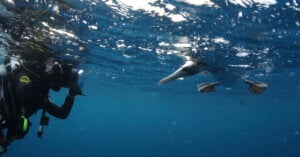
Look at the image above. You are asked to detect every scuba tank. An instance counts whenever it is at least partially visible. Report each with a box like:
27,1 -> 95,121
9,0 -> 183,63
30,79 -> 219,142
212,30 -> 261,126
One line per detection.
0,56 -> 21,118
0,56 -> 21,76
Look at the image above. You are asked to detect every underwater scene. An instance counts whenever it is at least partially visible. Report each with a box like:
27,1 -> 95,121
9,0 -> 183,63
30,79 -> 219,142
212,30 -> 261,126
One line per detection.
1,0 -> 300,157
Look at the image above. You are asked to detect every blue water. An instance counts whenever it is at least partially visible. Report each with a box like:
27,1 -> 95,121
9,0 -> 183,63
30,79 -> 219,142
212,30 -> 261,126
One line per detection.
1,0 -> 300,157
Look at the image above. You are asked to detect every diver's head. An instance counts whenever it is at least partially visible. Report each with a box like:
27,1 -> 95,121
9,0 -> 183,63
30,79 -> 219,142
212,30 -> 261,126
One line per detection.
45,58 -> 63,91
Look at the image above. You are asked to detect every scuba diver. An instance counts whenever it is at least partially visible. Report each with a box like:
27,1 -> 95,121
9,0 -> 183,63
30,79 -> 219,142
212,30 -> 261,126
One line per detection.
158,58 -> 268,94
0,56 -> 84,155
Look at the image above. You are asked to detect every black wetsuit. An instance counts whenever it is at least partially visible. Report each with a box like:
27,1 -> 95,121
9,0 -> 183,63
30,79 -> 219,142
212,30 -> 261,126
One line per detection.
0,65 -> 75,145
14,68 -> 75,119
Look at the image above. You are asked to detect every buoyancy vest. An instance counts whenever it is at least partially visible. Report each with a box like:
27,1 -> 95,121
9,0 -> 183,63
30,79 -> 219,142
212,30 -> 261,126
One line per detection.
0,56 -> 49,138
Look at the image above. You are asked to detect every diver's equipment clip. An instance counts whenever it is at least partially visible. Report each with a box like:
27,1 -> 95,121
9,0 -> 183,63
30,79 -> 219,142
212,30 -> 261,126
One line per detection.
37,110 -> 49,138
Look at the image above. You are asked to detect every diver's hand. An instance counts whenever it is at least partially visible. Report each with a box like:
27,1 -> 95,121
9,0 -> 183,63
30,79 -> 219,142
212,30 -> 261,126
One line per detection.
69,85 -> 84,97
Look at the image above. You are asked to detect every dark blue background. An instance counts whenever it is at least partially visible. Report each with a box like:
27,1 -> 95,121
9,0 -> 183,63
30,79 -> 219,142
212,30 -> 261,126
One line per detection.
1,0 -> 300,157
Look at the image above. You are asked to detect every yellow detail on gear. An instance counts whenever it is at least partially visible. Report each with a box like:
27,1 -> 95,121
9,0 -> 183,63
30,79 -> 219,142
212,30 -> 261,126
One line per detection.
20,75 -> 31,83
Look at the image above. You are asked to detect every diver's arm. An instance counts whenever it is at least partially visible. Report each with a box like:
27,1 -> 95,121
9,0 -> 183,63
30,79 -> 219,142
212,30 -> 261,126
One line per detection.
42,80 -> 83,119
43,94 -> 75,119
